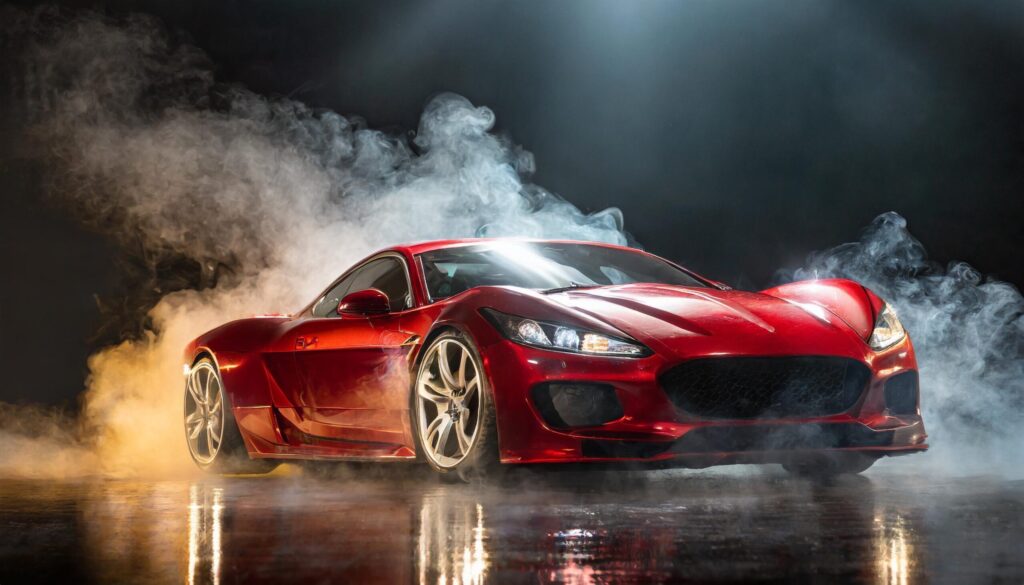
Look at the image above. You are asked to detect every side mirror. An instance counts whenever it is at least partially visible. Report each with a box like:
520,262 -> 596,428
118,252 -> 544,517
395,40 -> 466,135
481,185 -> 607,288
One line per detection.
338,288 -> 390,316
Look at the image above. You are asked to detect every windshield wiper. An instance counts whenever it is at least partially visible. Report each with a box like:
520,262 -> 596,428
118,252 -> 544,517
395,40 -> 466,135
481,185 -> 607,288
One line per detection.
540,282 -> 602,295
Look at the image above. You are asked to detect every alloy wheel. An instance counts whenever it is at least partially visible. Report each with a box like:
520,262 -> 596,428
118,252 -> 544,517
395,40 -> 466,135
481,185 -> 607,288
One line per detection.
415,338 -> 483,469
184,361 -> 225,466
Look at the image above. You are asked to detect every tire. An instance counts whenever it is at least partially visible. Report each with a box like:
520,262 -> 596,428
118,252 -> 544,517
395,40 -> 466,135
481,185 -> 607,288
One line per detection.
185,357 -> 279,475
782,452 -> 877,478
411,331 -> 500,482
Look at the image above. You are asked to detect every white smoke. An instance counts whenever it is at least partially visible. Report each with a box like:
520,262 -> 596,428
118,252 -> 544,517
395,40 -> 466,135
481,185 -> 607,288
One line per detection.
783,212 -> 1024,475
0,7 -> 625,477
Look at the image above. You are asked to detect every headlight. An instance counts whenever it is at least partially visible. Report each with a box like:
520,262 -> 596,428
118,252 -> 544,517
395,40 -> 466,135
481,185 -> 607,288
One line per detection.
868,303 -> 906,351
481,309 -> 649,357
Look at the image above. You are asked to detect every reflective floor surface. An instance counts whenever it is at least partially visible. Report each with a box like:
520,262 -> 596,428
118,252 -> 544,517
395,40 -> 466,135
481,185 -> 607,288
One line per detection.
1,464 -> 1022,584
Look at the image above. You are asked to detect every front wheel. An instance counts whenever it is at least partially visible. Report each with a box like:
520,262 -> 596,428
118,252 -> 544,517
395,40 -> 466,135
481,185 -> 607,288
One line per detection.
412,331 -> 499,481
185,358 -> 279,474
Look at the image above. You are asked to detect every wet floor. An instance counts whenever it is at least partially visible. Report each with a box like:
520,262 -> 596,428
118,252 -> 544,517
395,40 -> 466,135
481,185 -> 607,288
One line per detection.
1,464 -> 1022,584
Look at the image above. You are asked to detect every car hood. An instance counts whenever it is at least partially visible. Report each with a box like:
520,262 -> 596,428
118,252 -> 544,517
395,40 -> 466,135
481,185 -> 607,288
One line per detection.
545,283 -> 871,360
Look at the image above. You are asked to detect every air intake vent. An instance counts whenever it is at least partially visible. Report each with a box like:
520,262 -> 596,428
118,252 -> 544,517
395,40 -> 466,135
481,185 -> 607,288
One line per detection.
531,383 -> 623,428
884,371 -> 919,415
661,356 -> 871,419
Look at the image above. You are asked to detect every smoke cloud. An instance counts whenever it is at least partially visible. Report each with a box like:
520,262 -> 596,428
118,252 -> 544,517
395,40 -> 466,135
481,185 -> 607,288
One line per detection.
1,7 -> 625,478
781,212 -> 1024,474
0,6 -> 1020,478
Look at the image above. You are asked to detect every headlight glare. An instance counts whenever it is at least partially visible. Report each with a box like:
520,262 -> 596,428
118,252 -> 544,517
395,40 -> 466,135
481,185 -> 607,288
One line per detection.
869,303 -> 906,351
516,319 -> 550,346
553,327 -> 580,350
483,309 -> 648,357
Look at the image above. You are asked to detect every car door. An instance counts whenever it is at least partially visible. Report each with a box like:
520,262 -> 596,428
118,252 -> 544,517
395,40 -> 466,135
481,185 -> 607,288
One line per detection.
288,255 -> 417,446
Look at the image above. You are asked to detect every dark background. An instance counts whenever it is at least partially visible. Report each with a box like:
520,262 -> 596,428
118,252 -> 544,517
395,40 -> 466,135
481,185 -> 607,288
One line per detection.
2,0 -> 1023,406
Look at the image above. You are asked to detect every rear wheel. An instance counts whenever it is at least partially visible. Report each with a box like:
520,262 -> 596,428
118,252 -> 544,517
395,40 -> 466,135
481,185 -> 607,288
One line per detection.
185,358 -> 278,474
412,332 -> 499,481
783,453 -> 877,478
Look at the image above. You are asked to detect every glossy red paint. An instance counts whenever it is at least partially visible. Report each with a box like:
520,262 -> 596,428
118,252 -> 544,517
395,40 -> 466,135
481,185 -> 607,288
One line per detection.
183,239 -> 927,467
337,288 -> 390,316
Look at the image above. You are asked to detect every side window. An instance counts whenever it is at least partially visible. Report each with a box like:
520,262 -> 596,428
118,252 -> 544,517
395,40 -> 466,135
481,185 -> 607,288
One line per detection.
312,274 -> 357,318
311,257 -> 412,317
347,257 -> 412,312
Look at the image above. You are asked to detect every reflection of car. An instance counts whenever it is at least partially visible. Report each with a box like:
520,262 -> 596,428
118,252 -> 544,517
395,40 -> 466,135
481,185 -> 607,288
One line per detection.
183,239 -> 927,479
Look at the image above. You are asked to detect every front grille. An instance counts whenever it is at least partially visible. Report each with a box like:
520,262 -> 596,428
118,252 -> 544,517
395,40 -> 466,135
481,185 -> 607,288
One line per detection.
661,356 -> 871,419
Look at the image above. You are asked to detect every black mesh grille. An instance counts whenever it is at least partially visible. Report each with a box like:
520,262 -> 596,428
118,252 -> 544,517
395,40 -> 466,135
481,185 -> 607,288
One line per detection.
661,356 -> 871,419
884,371 -> 919,415
532,383 -> 623,428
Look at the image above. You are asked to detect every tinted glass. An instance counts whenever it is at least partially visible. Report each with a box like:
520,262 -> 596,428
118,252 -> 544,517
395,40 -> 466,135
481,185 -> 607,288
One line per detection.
312,275 -> 356,317
312,257 -> 412,317
419,242 -> 706,300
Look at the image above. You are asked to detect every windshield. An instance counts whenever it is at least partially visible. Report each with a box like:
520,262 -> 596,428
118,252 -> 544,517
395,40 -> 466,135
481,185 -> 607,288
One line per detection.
419,242 -> 707,300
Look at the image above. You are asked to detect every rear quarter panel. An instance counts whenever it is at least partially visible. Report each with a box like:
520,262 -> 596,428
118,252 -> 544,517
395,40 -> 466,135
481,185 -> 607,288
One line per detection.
184,316 -> 293,408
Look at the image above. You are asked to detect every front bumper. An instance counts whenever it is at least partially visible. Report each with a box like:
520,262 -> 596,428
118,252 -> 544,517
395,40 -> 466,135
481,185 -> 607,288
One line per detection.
482,336 -> 928,466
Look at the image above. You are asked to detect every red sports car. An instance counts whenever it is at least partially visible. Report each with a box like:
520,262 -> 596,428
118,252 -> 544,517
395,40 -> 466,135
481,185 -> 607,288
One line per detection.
183,239 -> 927,479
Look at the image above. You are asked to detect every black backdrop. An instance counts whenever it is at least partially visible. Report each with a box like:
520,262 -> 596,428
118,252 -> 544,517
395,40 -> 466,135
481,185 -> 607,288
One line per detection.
2,0 -> 1022,405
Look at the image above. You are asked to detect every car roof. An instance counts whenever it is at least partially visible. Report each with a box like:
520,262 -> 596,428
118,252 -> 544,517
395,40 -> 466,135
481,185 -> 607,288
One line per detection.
391,238 -> 639,256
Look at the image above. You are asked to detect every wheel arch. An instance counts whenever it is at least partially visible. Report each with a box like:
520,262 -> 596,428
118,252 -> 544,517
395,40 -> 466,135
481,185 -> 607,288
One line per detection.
411,324 -> 463,371
187,347 -> 242,410
189,347 -> 218,368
